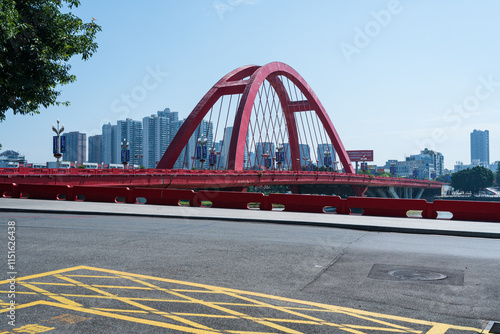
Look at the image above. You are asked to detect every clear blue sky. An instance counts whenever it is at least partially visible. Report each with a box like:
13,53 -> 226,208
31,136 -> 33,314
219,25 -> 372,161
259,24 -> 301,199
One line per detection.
1,0 -> 500,169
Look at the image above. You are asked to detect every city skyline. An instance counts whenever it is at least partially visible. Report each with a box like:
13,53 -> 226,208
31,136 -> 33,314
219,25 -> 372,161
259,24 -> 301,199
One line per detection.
3,104 -> 499,174
1,1 -> 500,169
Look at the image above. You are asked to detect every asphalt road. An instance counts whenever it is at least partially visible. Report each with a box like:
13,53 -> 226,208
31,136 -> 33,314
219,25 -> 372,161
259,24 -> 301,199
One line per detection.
0,210 -> 499,333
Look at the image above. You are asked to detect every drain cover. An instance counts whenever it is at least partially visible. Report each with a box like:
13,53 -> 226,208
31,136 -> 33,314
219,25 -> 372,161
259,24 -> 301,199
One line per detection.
388,269 -> 447,281
368,264 -> 464,285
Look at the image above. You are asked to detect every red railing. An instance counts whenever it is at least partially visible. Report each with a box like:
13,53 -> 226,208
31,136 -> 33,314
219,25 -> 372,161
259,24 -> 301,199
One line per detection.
1,183 -> 498,222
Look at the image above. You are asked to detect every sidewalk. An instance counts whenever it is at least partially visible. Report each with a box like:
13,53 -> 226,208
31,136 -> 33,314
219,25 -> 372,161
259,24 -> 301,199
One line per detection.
1,198 -> 500,239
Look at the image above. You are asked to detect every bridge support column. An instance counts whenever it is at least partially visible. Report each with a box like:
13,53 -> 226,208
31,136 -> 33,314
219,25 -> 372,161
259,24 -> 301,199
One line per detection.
376,188 -> 388,198
352,185 -> 368,197
388,187 -> 399,199
415,188 -> 424,199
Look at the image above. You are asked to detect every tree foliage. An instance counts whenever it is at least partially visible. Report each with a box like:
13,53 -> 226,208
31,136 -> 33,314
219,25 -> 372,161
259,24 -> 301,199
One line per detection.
496,164 -> 500,186
0,0 -> 101,121
450,166 -> 494,195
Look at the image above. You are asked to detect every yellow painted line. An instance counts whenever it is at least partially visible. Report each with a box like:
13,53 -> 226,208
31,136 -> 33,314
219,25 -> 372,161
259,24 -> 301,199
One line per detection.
65,274 -> 122,279
57,274 -> 218,333
0,300 -> 54,312
54,275 -> 118,298
338,310 -> 422,333
120,275 -> 304,334
28,282 -> 75,286
172,289 -> 220,293
20,283 -> 82,307
425,324 -> 453,334
0,265 -> 90,284
1,266 -> 482,333
205,288 -> 362,334
90,285 -> 152,290
59,293 -> 195,303
0,290 -> 37,295
342,324 -> 419,333
27,300 -> 222,334
172,313 -> 239,319
262,318 -> 320,325
91,308 -> 148,314
227,332 -> 285,334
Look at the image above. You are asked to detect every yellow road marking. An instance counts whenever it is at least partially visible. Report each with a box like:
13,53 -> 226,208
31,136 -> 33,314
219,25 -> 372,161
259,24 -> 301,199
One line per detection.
56,274 -> 218,332
120,274 -> 304,334
20,283 -> 82,307
0,266 -> 482,334
91,308 -> 149,314
90,285 -> 152,290
28,282 -> 75,286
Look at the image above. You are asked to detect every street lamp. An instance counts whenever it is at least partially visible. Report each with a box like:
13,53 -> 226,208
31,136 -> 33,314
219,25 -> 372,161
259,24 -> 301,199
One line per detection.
360,156 -> 367,174
302,157 -> 309,170
52,119 -> 64,168
209,148 -> 217,170
134,154 -> 143,169
197,135 -> 208,169
324,150 -> 331,172
412,166 -> 419,179
121,138 -> 129,168
261,151 -> 270,170
276,145 -> 284,171
390,162 -> 396,177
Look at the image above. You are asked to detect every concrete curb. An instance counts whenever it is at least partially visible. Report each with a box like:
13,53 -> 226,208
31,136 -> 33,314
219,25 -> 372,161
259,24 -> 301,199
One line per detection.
1,198 -> 500,239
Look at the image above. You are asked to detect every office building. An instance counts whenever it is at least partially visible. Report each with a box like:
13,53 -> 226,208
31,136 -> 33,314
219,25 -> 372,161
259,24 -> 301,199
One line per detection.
102,123 -> 117,165
142,109 -> 172,168
88,135 -> 102,163
385,148 -> 444,179
470,129 -> 489,166
62,131 -> 86,164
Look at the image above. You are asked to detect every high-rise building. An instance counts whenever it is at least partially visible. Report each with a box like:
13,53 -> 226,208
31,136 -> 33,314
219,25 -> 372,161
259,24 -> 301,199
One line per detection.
62,131 -> 86,164
116,119 -> 143,167
102,123 -> 117,165
471,129 -> 489,166
88,135 -> 102,163
142,109 -> 173,168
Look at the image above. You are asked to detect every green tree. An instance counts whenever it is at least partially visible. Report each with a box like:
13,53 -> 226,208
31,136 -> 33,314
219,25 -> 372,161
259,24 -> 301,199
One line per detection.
451,166 -> 494,195
496,164 -> 500,186
0,0 -> 101,121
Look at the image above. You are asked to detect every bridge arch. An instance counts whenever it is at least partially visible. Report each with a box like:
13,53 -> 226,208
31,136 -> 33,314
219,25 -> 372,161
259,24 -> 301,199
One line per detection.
156,62 -> 354,174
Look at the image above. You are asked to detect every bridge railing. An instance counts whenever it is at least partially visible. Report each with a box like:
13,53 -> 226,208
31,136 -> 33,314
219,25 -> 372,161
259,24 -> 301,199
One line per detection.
0,168 -> 442,187
1,183 -> 498,223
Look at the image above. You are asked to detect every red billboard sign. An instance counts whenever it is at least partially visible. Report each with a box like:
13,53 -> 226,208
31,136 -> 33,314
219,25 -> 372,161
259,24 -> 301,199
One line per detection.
347,150 -> 374,162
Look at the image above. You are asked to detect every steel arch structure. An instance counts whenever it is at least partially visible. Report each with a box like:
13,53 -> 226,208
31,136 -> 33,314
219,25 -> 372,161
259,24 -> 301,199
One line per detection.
156,62 -> 355,174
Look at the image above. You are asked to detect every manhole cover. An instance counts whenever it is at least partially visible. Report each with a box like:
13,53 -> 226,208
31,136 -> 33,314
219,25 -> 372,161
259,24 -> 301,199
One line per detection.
388,269 -> 448,281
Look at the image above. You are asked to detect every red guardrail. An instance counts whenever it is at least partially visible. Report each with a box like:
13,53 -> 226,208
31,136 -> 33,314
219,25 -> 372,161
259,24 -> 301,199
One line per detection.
2,183 -> 497,222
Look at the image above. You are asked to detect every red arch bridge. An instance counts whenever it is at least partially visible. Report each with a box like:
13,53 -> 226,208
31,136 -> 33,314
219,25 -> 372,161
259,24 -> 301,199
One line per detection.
1,62 -> 442,199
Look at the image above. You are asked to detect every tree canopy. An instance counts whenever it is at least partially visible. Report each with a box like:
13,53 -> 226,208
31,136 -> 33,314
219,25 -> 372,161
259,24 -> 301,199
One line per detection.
496,164 -> 500,186
0,0 -> 101,121
451,166 -> 494,195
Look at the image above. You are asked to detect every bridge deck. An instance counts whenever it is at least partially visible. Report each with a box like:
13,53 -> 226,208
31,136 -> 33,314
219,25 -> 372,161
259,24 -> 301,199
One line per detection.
0,168 -> 442,189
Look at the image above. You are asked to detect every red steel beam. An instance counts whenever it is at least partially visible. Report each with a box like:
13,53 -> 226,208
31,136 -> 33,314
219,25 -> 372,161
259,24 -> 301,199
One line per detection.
0,169 -> 442,189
